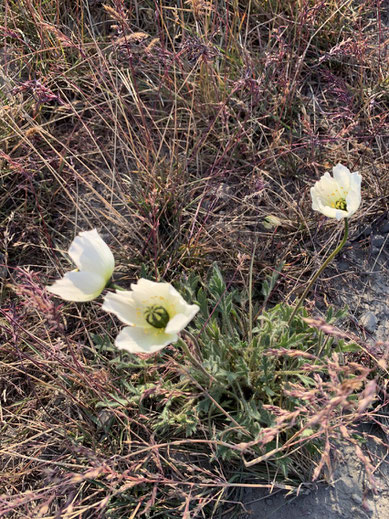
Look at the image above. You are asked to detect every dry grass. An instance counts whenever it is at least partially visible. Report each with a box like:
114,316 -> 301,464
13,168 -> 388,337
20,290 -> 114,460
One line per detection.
1,0 -> 388,517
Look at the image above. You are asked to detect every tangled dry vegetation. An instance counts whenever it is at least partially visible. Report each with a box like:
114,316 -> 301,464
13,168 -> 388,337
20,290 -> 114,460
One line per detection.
1,1 -> 388,517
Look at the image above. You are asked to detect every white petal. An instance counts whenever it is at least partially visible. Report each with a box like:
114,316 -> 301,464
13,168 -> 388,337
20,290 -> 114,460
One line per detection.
166,285 -> 196,313
332,163 -> 351,191
165,305 -> 199,334
349,171 -> 362,190
334,209 -> 348,220
319,205 -> 341,219
131,278 -> 167,293
310,186 -> 321,210
315,198 -> 347,220
102,291 -> 148,327
322,172 -> 333,181
130,279 -> 191,317
114,326 -> 178,354
345,173 -> 362,217
131,279 -> 175,301
318,174 -> 335,190
318,172 -> 340,195
68,229 -> 114,281
312,177 -> 339,207
47,271 -> 106,301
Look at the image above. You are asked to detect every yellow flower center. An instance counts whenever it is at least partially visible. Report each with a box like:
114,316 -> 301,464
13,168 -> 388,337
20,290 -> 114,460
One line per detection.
334,197 -> 347,210
144,305 -> 170,328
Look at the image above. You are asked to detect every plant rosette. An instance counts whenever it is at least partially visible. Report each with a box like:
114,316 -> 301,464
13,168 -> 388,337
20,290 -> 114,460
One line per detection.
46,229 -> 114,302
310,163 -> 362,220
102,279 -> 199,354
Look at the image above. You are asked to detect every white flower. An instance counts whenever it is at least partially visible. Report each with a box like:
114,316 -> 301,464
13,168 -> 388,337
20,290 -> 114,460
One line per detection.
102,279 -> 199,354
310,164 -> 362,220
47,229 -> 114,302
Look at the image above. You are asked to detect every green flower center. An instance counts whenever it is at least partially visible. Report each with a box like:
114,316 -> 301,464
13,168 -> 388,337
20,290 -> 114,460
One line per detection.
144,305 -> 170,329
335,198 -> 347,211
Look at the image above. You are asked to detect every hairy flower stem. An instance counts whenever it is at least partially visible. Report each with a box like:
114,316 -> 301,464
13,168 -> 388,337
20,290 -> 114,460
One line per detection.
289,218 -> 349,324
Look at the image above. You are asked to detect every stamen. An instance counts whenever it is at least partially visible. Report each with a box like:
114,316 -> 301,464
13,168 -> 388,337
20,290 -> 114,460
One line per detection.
335,198 -> 347,211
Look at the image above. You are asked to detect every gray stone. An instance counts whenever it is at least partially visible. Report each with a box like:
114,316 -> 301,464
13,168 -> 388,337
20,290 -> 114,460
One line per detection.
337,478 -> 354,495
351,493 -> 362,505
360,311 -> 378,333
371,235 -> 386,248
338,261 -> 350,272
380,221 -> 389,234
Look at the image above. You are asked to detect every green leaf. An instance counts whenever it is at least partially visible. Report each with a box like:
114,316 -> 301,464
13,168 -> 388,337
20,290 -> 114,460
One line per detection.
208,263 -> 226,298
196,286 -> 209,317
297,374 -> 316,386
261,261 -> 285,299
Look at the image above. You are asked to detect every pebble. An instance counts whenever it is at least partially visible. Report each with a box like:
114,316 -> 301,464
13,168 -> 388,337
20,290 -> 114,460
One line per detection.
336,478 -> 354,494
380,221 -> 389,234
360,311 -> 378,333
337,260 -> 350,272
351,493 -> 362,505
371,235 -> 386,248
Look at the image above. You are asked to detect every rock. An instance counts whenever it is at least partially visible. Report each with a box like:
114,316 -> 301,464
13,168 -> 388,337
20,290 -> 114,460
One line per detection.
360,311 -> 378,333
380,221 -> 389,234
360,225 -> 373,238
351,493 -> 362,505
336,478 -> 354,494
337,260 -> 350,272
359,312 -> 378,332
371,235 -> 386,248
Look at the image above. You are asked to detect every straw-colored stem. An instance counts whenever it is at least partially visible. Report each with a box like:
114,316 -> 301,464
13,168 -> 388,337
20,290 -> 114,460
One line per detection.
289,218 -> 349,324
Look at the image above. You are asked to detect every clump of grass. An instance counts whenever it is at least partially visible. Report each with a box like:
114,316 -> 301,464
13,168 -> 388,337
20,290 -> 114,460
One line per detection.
1,0 -> 387,281
98,265 -> 384,482
1,265 -> 387,517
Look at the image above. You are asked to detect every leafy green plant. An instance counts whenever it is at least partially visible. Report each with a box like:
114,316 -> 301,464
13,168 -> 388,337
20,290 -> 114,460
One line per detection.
95,264 -> 371,485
